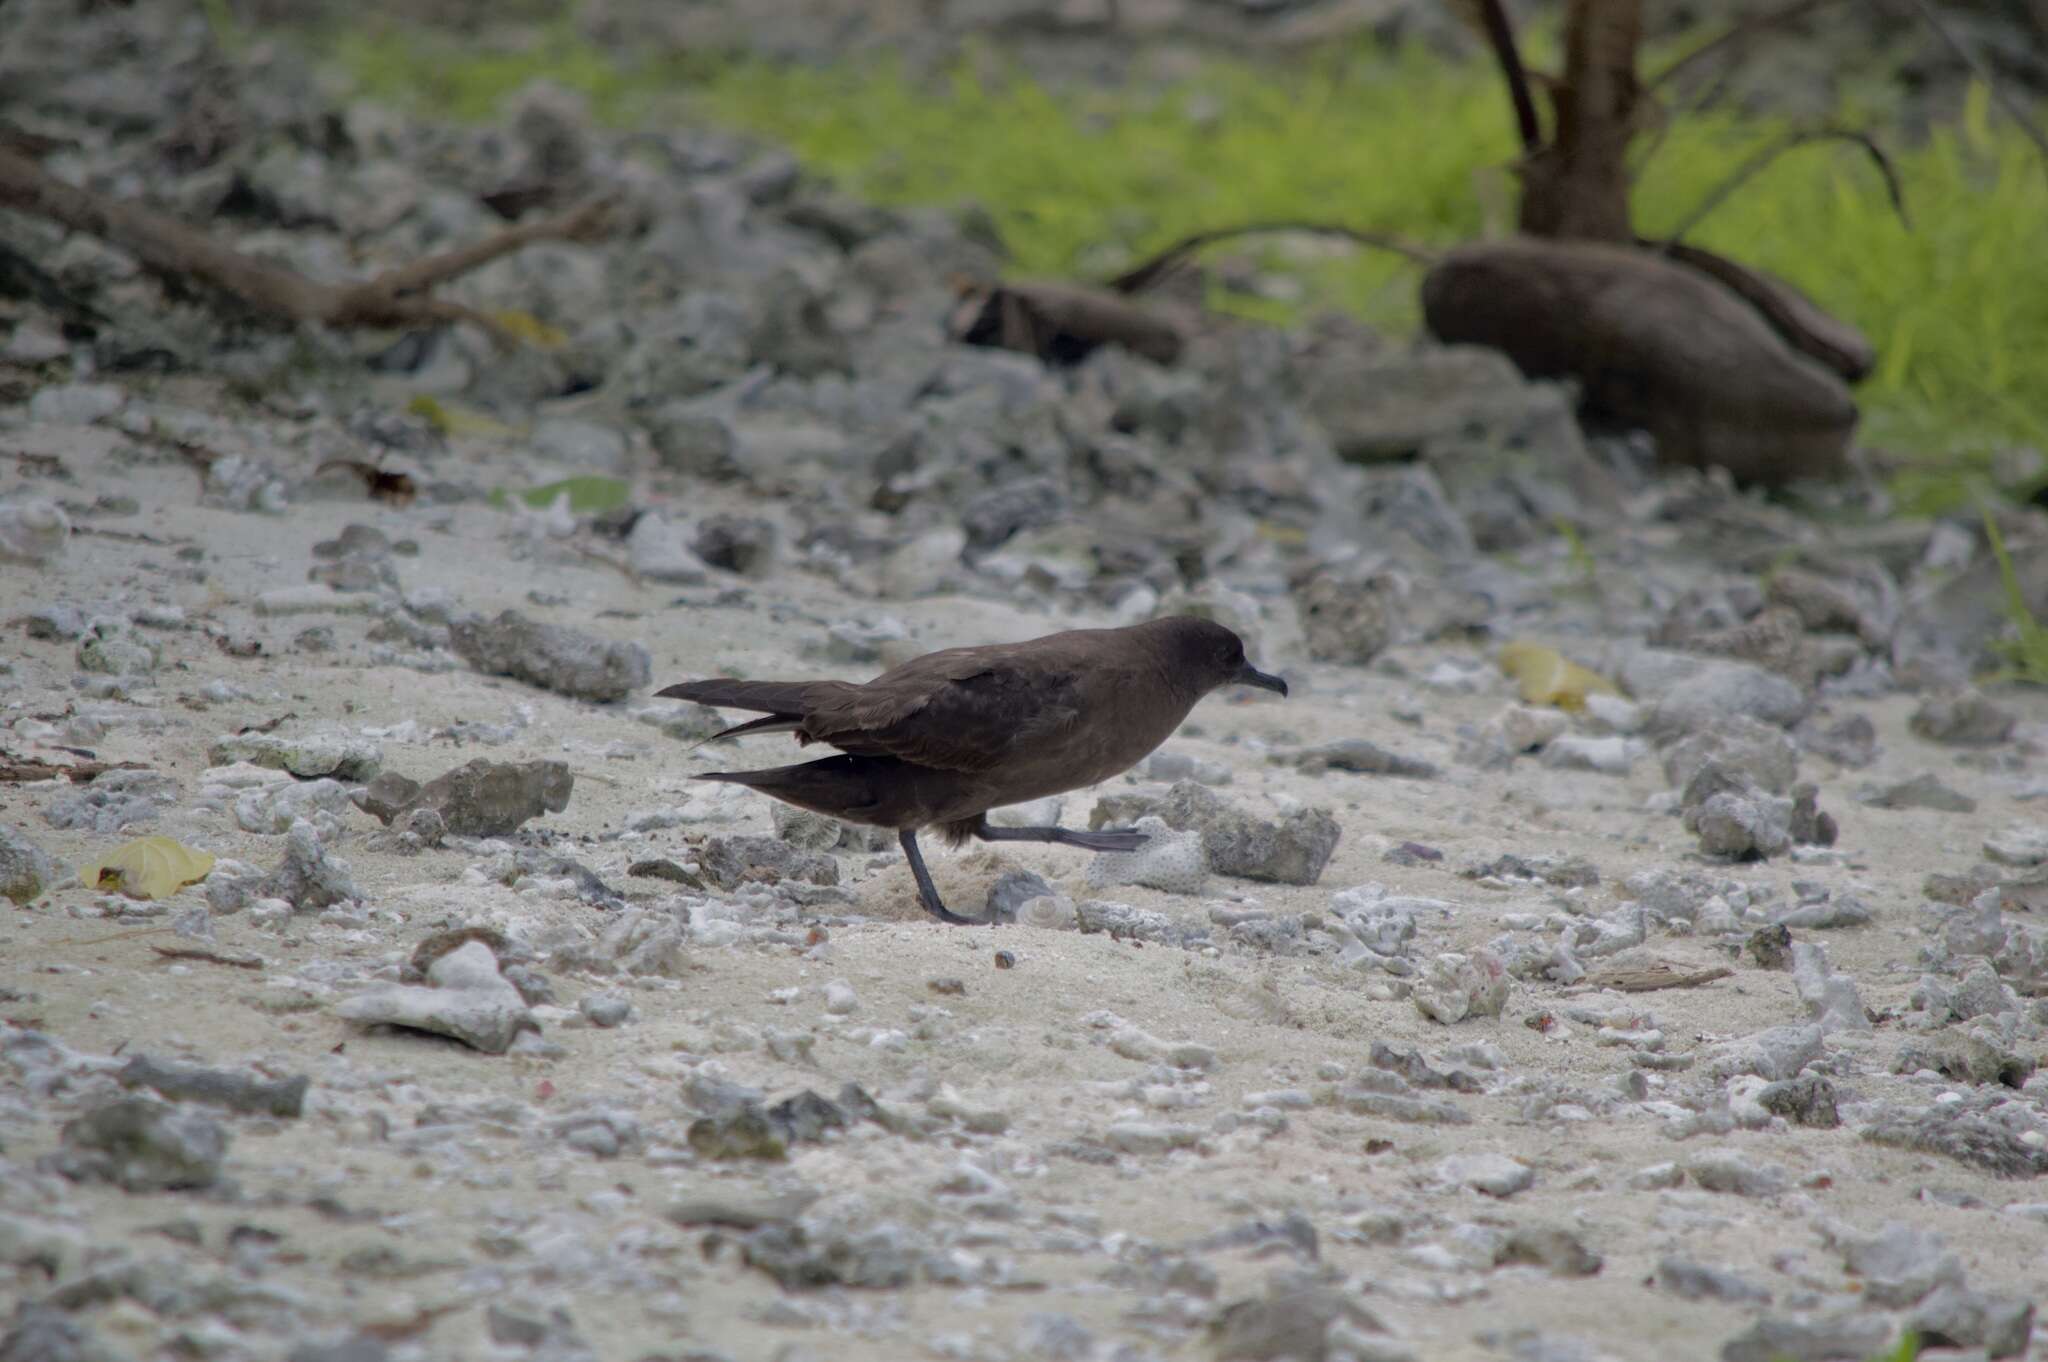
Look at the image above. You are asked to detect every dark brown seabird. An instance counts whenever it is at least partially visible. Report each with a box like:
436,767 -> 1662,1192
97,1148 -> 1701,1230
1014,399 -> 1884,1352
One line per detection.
658,615 -> 1288,925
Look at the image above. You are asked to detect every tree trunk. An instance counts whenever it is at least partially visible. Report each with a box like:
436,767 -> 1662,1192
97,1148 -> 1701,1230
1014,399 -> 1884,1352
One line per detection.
1517,0 -> 1642,241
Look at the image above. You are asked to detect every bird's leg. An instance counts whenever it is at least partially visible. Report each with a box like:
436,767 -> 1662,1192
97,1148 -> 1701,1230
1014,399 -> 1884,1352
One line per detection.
972,818 -> 1151,854
898,829 -> 992,926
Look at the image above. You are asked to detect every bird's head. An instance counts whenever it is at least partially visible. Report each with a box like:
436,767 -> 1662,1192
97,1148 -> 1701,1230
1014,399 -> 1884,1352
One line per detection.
1154,616 -> 1288,698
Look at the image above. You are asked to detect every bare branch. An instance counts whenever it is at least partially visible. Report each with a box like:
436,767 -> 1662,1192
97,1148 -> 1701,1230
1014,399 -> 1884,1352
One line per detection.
1648,0 -> 1840,92
1106,220 -> 1437,296
1659,126 -> 1909,247
1898,0 -> 2048,165
0,145 -> 615,346
1471,0 -> 1545,153
1654,239 -> 1875,381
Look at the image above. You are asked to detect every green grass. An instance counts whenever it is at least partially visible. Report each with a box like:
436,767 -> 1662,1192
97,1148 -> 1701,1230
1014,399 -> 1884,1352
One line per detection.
323,21 -> 2048,500
1984,506 -> 2048,684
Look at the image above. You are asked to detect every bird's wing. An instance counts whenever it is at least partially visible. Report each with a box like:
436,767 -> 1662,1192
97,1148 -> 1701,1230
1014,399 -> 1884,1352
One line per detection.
804,654 -> 1083,772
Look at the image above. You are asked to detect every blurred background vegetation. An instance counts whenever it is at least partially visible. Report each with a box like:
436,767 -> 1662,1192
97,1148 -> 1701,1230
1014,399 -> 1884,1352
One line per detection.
235,0 -> 2048,510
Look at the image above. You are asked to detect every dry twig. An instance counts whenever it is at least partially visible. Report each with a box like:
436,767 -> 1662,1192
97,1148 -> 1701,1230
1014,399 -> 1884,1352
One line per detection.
0,757 -> 150,784
1900,0 -> 2048,164
1106,220 -> 1438,295
0,145 -> 615,345
1648,0 -> 1841,91
152,943 -> 264,970
1582,964 -> 1735,993
1661,126 -> 1909,246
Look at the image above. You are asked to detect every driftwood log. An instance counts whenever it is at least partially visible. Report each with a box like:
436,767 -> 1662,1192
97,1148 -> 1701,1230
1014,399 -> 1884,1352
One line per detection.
1422,236 -> 1859,485
1421,0 -> 1889,485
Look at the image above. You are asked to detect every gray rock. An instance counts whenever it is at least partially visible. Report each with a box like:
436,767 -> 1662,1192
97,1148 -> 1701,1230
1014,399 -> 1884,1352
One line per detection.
1289,738 -> 1440,779
578,992 -> 633,1027
1497,1225 -> 1603,1277
259,820 -> 361,911
1689,789 -> 1793,859
1147,749 -> 1234,785
117,1054 -> 307,1117
1718,1311 -> 1891,1362
1860,1103 -> 2048,1177
208,731 -> 383,781
1791,942 -> 1871,1034
354,758 -> 572,838
960,477 -> 1066,553
1984,821 -> 2048,867
75,631 -> 157,676
693,514 -> 778,574
336,940 -> 536,1054
739,1220 -> 918,1290
0,499 -> 68,567
1293,563 -> 1397,665
1798,712 -> 1878,768
233,776 -> 354,837
697,835 -> 839,891
1435,1152 -> 1533,1197
818,616 -> 909,664
1686,1148 -> 1788,1196
1541,734 -> 1640,774
626,512 -> 713,583
1462,851 -> 1600,887
1662,716 -> 1799,794
0,826 -> 54,905
1423,384 -> 1620,552
646,404 -> 738,479
1908,1283 -> 2035,1357
531,417 -> 630,472
1612,646 -> 1808,733
1757,1073 -> 1840,1128
1413,951 -> 1510,1024
1707,1024 -> 1823,1081
1893,1031 -> 2036,1089
288,1336 -> 390,1362
1657,1257 -> 1771,1303
366,807 -> 446,855
1788,782 -> 1838,847
485,1303 -> 588,1353
449,608 -> 651,702
1093,780 -> 1340,885
28,381 -> 124,425
21,604 -> 89,640
986,869 -> 1055,922
1822,1220 -> 1961,1307
1859,772 -> 1977,813
48,1096 -> 226,1191
0,1304 -> 117,1362
1910,688 -> 2016,746
748,266 -> 851,376
1074,898 -> 1208,947
203,454 -> 290,513
42,769 -> 176,833
1209,1280 -> 1395,1362
1767,565 -> 1895,646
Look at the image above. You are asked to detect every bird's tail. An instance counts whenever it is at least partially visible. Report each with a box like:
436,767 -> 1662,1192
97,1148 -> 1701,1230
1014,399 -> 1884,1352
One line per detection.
690,755 -> 885,822
658,678 -> 836,749
658,678 -> 816,714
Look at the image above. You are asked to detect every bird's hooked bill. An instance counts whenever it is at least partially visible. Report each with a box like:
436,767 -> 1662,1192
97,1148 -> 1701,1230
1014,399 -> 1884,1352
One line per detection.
1235,663 -> 1288,696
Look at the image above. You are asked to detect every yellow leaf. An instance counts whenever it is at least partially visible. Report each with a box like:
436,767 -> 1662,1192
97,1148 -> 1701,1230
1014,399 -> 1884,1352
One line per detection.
404,394 -> 520,440
1497,641 -> 1619,712
79,837 -> 217,901
488,308 -> 568,349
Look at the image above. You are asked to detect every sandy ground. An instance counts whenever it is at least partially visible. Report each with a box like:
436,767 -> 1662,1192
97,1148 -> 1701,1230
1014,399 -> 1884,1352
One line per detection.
4,417 -> 2047,1361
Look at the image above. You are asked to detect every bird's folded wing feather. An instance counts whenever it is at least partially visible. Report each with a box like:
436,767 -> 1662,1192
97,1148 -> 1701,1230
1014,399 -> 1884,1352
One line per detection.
807,660 -> 1082,772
